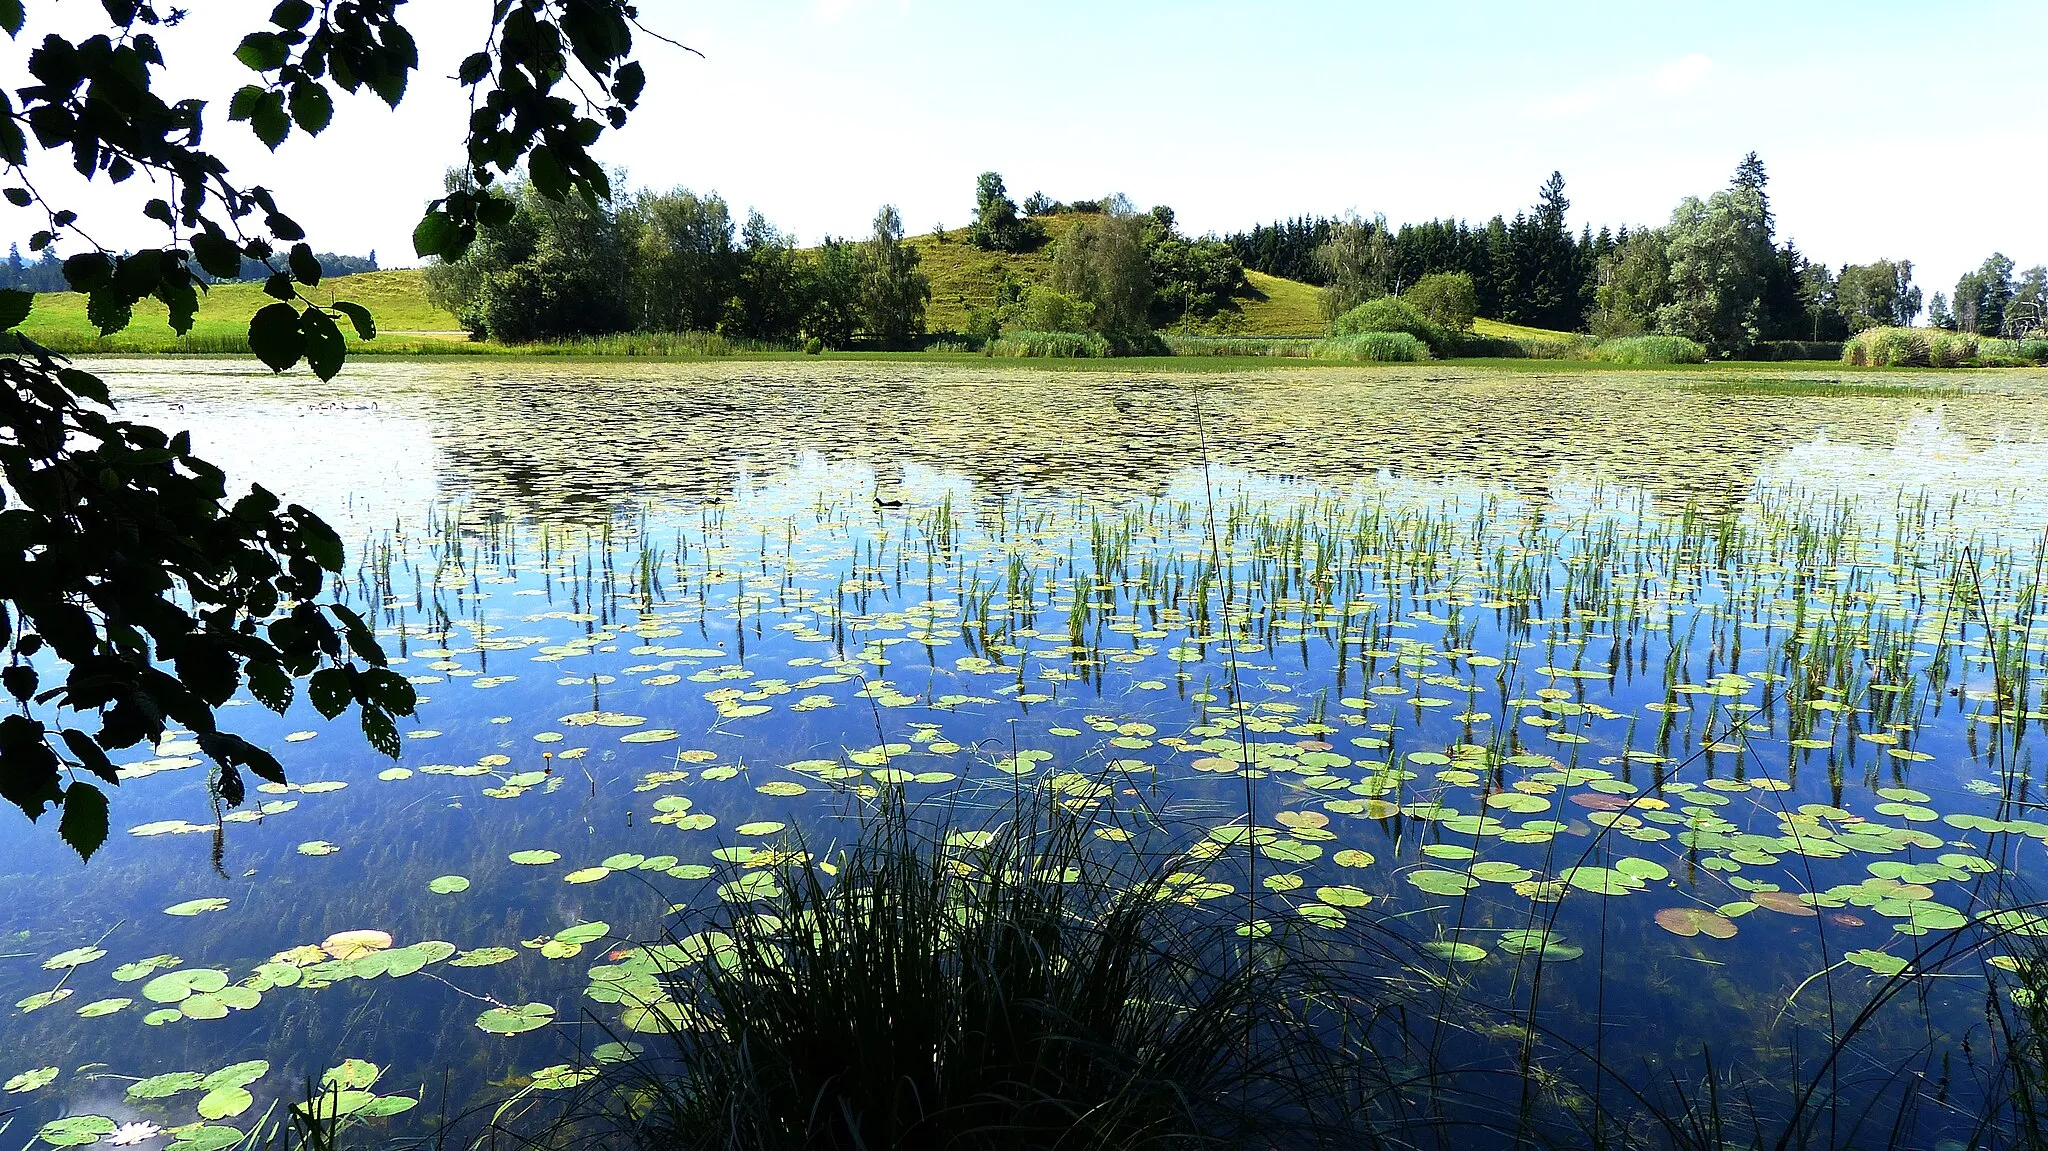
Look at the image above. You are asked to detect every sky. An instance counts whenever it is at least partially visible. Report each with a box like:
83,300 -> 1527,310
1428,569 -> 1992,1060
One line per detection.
5,0 -> 2044,305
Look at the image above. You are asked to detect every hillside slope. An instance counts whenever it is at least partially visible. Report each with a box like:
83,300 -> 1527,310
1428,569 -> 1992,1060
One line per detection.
20,269 -> 467,352
908,216 -> 1333,338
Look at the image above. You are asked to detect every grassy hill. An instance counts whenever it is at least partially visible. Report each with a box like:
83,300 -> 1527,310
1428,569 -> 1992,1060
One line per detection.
909,216 -> 1333,338
19,269 -> 467,353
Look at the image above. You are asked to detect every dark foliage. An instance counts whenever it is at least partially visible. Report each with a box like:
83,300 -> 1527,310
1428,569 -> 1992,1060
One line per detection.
0,0 -> 660,856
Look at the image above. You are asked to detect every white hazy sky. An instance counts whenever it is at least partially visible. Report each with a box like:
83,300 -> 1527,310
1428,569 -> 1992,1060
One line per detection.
6,0 -> 2044,301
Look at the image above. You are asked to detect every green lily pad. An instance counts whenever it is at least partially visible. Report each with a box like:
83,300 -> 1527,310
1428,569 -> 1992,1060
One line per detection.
1314,884 -> 1372,908
477,1003 -> 555,1035
428,875 -> 471,894
508,850 -> 561,865
76,997 -> 131,1018
321,1059 -> 380,1091
17,989 -> 73,1012
1422,940 -> 1488,963
180,993 -> 229,1020
6,1066 -> 58,1092
112,955 -> 180,982
1846,949 -> 1909,976
166,1127 -> 246,1151
1497,930 -> 1584,961
37,1115 -> 116,1146
197,1086 -> 254,1120
164,898 -> 231,916
42,947 -> 107,971
1560,867 -> 1637,896
1406,869 -> 1478,896
142,969 -> 229,1004
129,1071 -> 207,1099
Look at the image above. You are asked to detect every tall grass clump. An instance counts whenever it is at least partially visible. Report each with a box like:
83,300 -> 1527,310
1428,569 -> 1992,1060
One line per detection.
1328,296 -> 1448,354
1312,331 -> 1431,362
1590,334 -> 1707,365
987,330 -> 1111,358
527,331 -> 759,357
1843,327 -> 1930,367
599,793 -> 1408,1151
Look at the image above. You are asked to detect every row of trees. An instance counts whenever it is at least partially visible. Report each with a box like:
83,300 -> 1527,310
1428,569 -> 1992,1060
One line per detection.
422,177 -> 931,348
1231,156 -> 2039,355
2,245 -> 378,292
1227,175 -> 1594,333
1931,254 -> 2048,337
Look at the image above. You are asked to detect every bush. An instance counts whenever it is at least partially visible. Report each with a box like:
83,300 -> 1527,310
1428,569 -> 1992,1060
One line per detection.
1738,340 -> 1846,362
988,330 -> 1111,358
1329,296 -> 1448,354
1590,335 -> 1708,365
1312,331 -> 1432,362
1012,285 -> 1095,334
1401,272 -> 1477,333
1843,327 -> 1931,367
803,337 -> 823,355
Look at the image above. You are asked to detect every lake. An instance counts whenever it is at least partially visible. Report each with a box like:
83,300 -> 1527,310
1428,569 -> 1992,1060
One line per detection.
7,359 -> 2048,1150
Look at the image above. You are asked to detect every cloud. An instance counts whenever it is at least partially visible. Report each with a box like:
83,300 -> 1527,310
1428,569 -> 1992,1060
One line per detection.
1654,53 -> 1713,94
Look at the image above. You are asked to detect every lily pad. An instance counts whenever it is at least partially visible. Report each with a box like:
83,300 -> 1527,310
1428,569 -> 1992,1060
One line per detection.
141,969 -> 229,1004
476,1002 -> 555,1035
1654,907 -> 1738,939
37,1115 -> 116,1147
6,1066 -> 58,1092
164,898 -> 231,916
428,875 -> 471,894
322,930 -> 394,960
42,947 -> 107,971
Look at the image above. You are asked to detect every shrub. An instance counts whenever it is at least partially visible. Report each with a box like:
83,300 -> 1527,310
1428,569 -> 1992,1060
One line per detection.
1926,331 -> 1980,367
1590,335 -> 1708,365
1312,331 -> 1431,362
1843,327 -> 1931,367
803,337 -> 823,355
1329,296 -> 1447,354
1737,340 -> 1846,362
988,330 -> 1111,358
1401,272 -> 1477,333
1012,285 -> 1095,334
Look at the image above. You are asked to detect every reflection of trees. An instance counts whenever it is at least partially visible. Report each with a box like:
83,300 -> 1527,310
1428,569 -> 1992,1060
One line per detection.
106,361 -> 2048,524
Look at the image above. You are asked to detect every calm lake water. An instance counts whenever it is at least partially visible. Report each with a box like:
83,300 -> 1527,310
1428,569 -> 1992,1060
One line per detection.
8,360 -> 2048,1149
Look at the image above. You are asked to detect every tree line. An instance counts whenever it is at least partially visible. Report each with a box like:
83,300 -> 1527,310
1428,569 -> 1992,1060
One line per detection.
422,175 -> 933,349
423,170 -> 1249,349
1228,155 -> 2044,355
0,244 -> 379,292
